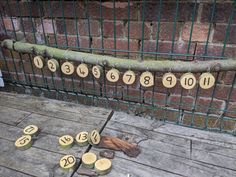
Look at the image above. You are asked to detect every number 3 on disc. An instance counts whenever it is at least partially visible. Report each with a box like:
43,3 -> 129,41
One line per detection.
61,62 -> 74,75
140,71 -> 154,87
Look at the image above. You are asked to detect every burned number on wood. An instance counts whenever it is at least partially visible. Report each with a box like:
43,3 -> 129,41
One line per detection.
180,73 -> 196,89
60,155 -> 76,170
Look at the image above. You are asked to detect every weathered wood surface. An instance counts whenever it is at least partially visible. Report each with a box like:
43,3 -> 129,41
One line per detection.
0,92 -> 112,177
77,112 -> 236,177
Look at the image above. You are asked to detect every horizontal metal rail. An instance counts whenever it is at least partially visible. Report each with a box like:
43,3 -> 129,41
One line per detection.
2,39 -> 236,73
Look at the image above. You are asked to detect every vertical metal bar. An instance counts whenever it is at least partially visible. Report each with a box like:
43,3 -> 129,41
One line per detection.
127,0 -> 131,58
60,0 -> 69,47
36,0 -> 47,45
140,0 -> 146,60
26,0 -> 37,44
113,0 -> 117,57
85,0 -> 92,53
48,0 -> 58,46
99,0 -> 104,54
73,0 -> 80,49
155,0 -> 163,60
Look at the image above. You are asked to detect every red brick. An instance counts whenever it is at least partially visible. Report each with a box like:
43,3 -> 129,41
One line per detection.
56,19 -> 75,35
87,1 -> 138,20
213,24 -> 236,44
37,19 -> 56,34
125,22 -> 151,40
4,1 -> 41,17
103,21 -> 124,38
168,94 -> 194,111
123,87 -> 143,103
44,1 -> 85,18
103,85 -> 123,99
182,23 -> 210,42
196,97 -> 224,115
3,18 -> 20,31
201,3 -> 236,24
21,18 -> 35,33
143,40 -> 195,60
93,38 -> 139,56
142,2 -> 198,22
195,43 -> 236,59
152,22 -> 181,41
144,91 -> 166,106
79,20 -> 100,37
218,71 -> 236,85
225,102 -> 236,118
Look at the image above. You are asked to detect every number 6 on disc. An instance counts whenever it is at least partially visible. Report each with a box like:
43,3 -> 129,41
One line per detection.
60,155 -> 76,171
140,71 -> 154,87
106,69 -> 119,83
123,70 -> 136,85
61,62 -> 74,75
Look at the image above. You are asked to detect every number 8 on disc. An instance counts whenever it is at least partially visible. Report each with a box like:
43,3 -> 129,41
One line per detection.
140,71 -> 154,87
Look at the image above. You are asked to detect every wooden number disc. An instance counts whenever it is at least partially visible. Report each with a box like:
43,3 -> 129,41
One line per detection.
162,73 -> 177,88
33,56 -> 44,69
123,70 -> 136,85
82,152 -> 97,169
61,62 -> 74,75
75,131 -> 89,147
106,69 -> 119,83
88,130 -> 101,146
23,125 -> 39,136
95,158 -> 112,175
199,73 -> 215,89
180,73 -> 196,89
76,63 -> 89,78
59,155 -> 76,171
59,135 -> 74,149
15,135 -> 32,150
47,59 -> 59,72
92,65 -> 103,79
140,71 -> 154,87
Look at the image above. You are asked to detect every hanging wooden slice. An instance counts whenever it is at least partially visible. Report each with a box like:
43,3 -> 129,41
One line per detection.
92,65 -> 103,79
123,70 -> 136,85
199,72 -> 215,89
23,125 -> 39,136
180,73 -> 196,89
88,130 -> 101,146
77,63 -> 89,78
59,155 -> 76,171
106,69 -> 119,83
47,59 -> 59,72
33,56 -> 44,69
59,135 -> 74,149
95,158 -> 112,175
61,62 -> 75,75
162,73 -> 177,88
75,131 -> 89,147
15,135 -> 32,150
82,152 -> 97,169
140,71 -> 154,87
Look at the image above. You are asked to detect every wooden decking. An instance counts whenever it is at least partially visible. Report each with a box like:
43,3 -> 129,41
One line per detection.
0,92 -> 236,177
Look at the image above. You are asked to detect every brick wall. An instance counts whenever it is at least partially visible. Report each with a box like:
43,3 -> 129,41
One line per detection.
0,1 -> 236,132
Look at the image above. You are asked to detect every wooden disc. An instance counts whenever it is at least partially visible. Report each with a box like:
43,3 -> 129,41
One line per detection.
82,152 -> 97,169
59,155 -> 76,171
140,71 -> 154,87
47,59 -> 59,72
92,65 -> 103,79
59,135 -> 74,149
123,70 -> 136,85
23,125 -> 39,136
61,62 -> 75,75
106,69 -> 119,83
15,135 -> 32,150
76,63 -> 89,78
199,73 -> 215,89
75,131 -> 89,147
95,158 -> 112,175
180,73 -> 196,90
162,73 -> 177,88
33,56 -> 44,69
88,130 -> 101,145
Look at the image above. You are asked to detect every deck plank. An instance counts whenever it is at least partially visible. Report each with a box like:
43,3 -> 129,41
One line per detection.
0,165 -> 33,177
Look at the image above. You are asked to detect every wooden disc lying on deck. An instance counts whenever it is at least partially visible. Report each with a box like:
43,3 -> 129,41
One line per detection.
59,135 -> 74,149
59,155 -> 76,171
95,158 -> 112,175
88,130 -> 101,145
23,125 -> 39,136
82,152 -> 97,169
15,135 -> 32,150
75,131 -> 89,147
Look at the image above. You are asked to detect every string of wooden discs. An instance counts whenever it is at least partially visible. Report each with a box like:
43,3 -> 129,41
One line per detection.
33,56 -> 216,90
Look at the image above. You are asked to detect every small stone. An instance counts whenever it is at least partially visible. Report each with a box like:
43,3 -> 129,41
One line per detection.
78,168 -> 98,177
99,150 -> 115,159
